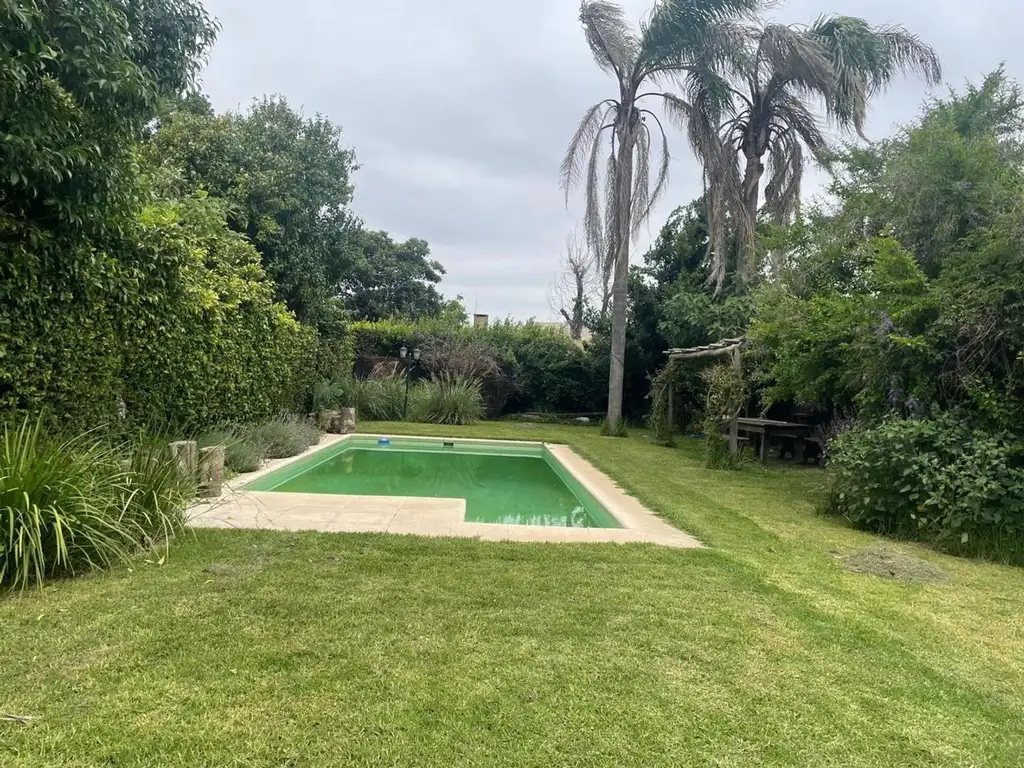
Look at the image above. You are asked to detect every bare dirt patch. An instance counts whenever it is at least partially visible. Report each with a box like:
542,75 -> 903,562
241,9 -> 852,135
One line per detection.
840,542 -> 949,585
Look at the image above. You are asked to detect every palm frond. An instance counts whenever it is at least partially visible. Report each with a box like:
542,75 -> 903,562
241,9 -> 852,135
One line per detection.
875,25 -> 942,88
809,15 -> 941,135
662,85 -> 746,293
600,144 -> 622,287
632,123 -> 651,237
560,100 -> 617,196
762,132 -> 804,225
637,108 -> 671,228
583,118 -> 612,259
580,1 -> 639,79
757,23 -> 832,97
769,92 -> 830,165
639,0 -> 760,77
660,68 -> 734,155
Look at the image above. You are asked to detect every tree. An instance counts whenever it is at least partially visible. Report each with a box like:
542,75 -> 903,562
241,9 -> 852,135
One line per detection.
145,95 -> 360,328
1,0 -> 215,235
688,14 -> 940,289
1,0 -> 218,425
584,200 -> 745,423
753,72 -> 1024,563
561,0 -> 760,433
339,230 -> 447,321
550,232 -> 597,340
651,203 -> 752,351
751,70 -> 1024,422
642,200 -> 710,288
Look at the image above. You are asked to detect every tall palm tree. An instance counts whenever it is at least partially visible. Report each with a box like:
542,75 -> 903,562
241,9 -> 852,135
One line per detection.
686,15 -> 942,289
561,0 -> 761,434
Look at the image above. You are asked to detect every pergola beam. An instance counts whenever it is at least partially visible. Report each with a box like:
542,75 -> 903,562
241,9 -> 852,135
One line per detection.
665,337 -> 745,361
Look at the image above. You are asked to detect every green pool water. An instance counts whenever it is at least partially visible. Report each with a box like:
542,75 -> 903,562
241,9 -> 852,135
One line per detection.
244,437 -> 620,528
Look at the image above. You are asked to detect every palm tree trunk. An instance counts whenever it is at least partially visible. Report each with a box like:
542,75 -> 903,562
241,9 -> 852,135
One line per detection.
739,154 -> 764,276
605,128 -> 635,435
599,253 -> 613,316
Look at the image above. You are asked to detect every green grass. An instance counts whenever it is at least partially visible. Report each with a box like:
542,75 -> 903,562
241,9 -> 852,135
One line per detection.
2,423 -> 1022,766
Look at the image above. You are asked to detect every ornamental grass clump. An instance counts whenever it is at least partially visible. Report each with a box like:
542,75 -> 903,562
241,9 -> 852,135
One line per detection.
410,375 -> 484,425
0,418 -> 190,590
349,374 -> 406,421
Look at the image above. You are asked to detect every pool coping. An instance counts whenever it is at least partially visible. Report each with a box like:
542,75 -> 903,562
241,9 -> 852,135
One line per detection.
188,433 -> 701,548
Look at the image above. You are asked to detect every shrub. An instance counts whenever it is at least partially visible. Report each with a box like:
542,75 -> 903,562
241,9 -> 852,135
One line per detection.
197,427 -> 268,474
311,380 -> 345,413
646,362 -> 677,446
419,334 -> 502,380
250,414 -> 321,460
349,319 -> 603,417
410,376 -> 484,425
418,333 -> 515,417
826,415 -> 1024,562
349,374 -> 407,421
1,418 -> 189,590
703,429 -> 737,469
485,322 -> 599,414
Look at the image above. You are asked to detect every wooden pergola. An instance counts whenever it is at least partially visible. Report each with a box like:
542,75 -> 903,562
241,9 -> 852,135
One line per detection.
665,337 -> 745,455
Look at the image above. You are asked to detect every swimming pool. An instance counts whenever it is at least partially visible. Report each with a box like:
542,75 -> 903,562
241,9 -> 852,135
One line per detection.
243,436 -> 621,529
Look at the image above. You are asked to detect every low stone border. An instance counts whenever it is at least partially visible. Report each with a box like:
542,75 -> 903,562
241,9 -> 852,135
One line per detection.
188,434 -> 701,548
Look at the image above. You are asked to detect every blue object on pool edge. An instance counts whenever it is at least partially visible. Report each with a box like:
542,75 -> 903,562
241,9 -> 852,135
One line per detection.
377,437 -> 390,447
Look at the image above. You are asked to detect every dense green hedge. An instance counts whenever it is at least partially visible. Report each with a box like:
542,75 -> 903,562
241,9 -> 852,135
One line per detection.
1,195 -> 320,433
0,234 -> 126,427
482,323 -> 601,414
349,319 -> 603,415
0,0 -> 313,434
120,196 -> 317,429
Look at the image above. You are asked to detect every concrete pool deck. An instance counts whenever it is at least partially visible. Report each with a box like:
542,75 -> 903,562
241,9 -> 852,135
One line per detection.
188,434 -> 701,548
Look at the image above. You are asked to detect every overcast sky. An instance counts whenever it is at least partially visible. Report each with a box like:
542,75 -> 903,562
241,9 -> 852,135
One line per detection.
199,0 -> 1017,320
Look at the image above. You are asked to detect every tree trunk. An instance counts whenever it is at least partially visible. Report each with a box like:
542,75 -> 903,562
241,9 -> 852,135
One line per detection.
571,271 -> 585,340
599,255 -> 613,317
739,154 -> 764,277
605,127 -> 636,435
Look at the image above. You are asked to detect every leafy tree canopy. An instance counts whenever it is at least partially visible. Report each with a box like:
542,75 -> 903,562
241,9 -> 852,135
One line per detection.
145,94 -> 360,327
751,70 -> 1024,427
339,230 -> 449,322
1,0 -> 216,235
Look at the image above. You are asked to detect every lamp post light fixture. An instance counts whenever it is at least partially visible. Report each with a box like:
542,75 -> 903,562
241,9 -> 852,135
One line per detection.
399,345 -> 421,419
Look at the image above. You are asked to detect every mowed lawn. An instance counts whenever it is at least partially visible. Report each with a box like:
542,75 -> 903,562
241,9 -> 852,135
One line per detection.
2,423 -> 1023,767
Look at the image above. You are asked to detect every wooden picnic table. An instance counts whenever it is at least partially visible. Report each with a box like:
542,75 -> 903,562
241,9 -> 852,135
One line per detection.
721,417 -> 815,463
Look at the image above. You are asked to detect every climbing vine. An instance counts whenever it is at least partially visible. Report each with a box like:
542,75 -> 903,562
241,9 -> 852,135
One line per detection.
700,362 -> 748,470
646,360 -> 680,446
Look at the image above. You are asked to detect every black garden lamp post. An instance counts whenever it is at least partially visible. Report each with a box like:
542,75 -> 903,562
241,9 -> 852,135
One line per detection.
399,345 -> 421,420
